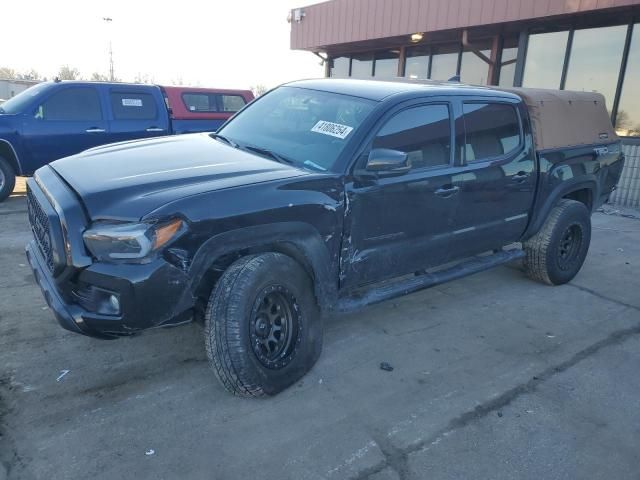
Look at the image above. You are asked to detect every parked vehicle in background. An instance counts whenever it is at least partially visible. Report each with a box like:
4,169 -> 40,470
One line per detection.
0,81 -> 254,201
163,86 -> 254,135
25,79 -> 624,397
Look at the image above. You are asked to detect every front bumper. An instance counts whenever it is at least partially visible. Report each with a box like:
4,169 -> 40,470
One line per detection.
26,240 -> 194,339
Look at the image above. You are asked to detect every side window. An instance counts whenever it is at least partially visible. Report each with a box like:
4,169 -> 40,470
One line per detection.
36,87 -> 102,121
182,93 -> 218,112
373,104 -> 451,169
462,103 -> 521,162
110,92 -> 157,120
221,95 -> 246,112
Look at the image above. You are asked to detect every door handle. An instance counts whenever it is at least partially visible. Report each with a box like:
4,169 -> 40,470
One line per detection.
512,171 -> 530,182
85,128 -> 106,133
146,127 -> 165,132
434,185 -> 460,197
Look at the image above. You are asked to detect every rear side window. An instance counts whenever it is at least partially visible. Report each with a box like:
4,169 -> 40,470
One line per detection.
462,103 -> 521,162
221,95 -> 246,112
181,93 -> 247,113
110,92 -> 157,120
36,87 -> 102,121
373,104 -> 451,169
183,93 -> 218,112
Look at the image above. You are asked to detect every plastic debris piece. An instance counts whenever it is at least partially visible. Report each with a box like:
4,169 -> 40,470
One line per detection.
56,370 -> 70,382
145,449 -> 155,456
380,362 -> 394,372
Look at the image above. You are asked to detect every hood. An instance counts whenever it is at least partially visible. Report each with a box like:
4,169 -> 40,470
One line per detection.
49,133 -> 308,220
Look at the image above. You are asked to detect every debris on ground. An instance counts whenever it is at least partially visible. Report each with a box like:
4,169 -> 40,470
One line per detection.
56,370 -> 70,382
380,362 -> 394,372
497,411 -> 503,418
145,449 -> 155,456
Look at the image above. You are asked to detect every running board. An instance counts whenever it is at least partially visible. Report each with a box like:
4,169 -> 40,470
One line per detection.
336,249 -> 525,313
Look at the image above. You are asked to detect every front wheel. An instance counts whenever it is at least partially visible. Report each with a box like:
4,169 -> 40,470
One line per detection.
204,253 -> 323,397
0,156 -> 16,202
524,199 -> 591,285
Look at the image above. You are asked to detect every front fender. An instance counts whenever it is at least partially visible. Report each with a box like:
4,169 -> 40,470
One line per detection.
187,222 -> 339,310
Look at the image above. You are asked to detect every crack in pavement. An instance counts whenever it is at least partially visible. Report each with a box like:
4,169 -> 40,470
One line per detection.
566,282 -> 639,312
352,318 -> 640,480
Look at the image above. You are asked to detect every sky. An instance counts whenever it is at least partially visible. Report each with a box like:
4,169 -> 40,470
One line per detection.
3,0 -> 324,90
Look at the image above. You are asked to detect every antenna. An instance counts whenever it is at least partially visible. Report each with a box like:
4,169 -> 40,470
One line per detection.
103,17 -> 115,81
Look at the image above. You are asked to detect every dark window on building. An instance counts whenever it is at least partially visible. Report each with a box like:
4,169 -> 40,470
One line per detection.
523,31 -> 569,89
351,53 -> 374,78
405,46 -> 430,79
330,57 -> 350,77
460,41 -> 492,85
374,50 -> 400,78
498,37 -> 519,87
110,92 -> 157,120
616,23 -> 640,136
36,87 -> 102,121
373,104 -> 451,169
565,24 -> 627,113
462,103 -> 520,162
221,95 -> 246,112
430,44 -> 460,81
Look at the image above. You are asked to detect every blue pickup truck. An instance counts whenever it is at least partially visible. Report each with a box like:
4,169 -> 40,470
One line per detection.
0,81 -> 254,201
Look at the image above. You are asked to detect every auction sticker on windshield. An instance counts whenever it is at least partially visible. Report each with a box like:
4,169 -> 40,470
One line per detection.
311,121 -> 353,139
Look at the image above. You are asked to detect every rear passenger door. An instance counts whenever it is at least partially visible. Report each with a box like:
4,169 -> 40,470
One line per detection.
106,88 -> 170,144
448,99 -> 536,259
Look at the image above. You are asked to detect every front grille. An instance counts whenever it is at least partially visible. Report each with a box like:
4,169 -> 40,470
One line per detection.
27,186 -> 55,273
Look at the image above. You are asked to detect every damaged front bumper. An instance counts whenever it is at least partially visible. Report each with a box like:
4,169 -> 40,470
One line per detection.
26,240 -> 194,339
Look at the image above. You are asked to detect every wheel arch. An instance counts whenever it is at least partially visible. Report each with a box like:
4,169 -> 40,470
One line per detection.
0,139 -> 22,176
524,179 -> 597,240
188,222 -> 338,313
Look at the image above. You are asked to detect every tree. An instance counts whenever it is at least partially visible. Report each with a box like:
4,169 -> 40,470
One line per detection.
90,72 -> 109,82
18,69 -> 41,81
57,65 -> 80,80
133,73 -> 155,84
0,67 -> 18,80
250,84 -> 268,97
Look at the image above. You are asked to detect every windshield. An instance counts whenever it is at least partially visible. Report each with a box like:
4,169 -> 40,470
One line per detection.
217,86 -> 376,172
0,84 -> 47,114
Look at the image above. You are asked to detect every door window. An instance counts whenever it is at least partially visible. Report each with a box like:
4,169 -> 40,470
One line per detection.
462,103 -> 521,162
35,87 -> 102,121
110,92 -> 157,120
373,105 -> 451,169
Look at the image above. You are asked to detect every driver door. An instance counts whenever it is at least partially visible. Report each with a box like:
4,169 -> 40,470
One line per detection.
342,102 -> 460,289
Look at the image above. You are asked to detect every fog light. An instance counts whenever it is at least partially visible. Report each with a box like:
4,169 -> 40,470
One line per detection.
109,295 -> 120,314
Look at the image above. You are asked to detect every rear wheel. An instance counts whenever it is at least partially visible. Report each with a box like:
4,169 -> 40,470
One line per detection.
204,252 -> 323,397
0,156 -> 16,202
524,199 -> 591,285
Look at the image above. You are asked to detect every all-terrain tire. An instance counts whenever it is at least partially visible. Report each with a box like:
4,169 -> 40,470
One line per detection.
0,156 -> 16,202
524,199 -> 591,285
204,253 -> 323,397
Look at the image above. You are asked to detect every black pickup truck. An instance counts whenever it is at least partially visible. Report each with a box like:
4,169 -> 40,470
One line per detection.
25,79 -> 624,397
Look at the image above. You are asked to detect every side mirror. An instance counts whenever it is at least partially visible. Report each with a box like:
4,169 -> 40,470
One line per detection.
364,148 -> 411,177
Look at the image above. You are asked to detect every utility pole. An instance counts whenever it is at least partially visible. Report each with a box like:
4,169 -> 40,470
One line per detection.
102,17 -> 114,81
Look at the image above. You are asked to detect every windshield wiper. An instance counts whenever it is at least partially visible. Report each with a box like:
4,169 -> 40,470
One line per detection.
211,133 -> 239,148
242,144 -> 294,165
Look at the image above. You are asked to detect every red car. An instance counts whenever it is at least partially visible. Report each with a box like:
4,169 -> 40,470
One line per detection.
162,86 -> 254,134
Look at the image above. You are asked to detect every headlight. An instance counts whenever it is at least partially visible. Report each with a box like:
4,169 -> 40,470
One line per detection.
83,218 -> 184,261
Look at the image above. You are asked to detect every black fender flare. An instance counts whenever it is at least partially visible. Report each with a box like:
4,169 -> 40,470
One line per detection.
187,222 -> 338,310
524,178 -> 598,240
